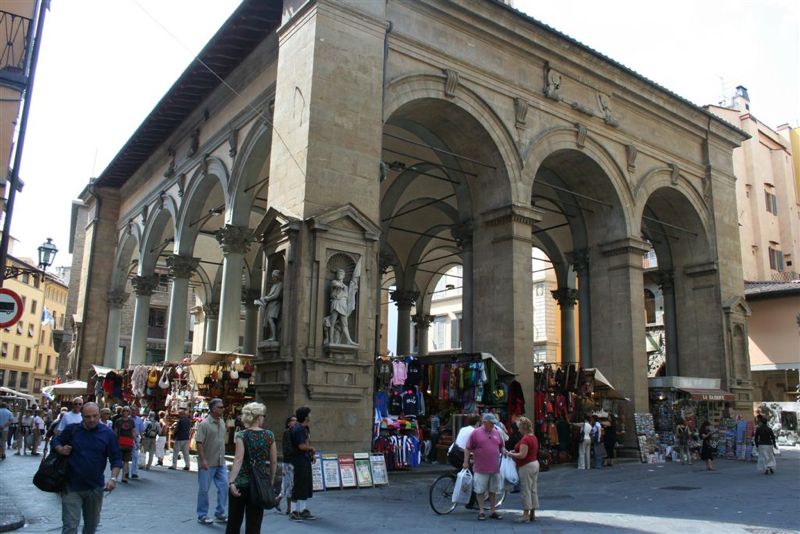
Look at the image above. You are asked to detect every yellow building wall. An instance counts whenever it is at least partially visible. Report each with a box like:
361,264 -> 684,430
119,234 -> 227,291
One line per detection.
747,296 -> 800,366
0,256 -> 67,394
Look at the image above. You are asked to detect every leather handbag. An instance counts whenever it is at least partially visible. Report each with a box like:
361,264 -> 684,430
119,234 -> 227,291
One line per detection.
33,450 -> 70,493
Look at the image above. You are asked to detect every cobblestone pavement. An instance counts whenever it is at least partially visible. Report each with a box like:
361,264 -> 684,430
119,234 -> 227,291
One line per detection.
1,448 -> 798,533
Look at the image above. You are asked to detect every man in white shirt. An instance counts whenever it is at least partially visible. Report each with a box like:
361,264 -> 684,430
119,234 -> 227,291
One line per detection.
578,415 -> 592,469
31,410 -> 46,455
57,398 -> 85,434
449,414 -> 481,459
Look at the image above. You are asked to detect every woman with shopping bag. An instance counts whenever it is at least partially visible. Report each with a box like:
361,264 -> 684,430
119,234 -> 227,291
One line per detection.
506,417 -> 539,523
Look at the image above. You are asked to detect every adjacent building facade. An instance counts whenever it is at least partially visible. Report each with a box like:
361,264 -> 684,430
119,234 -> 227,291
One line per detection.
0,253 -> 67,394
67,0 -> 751,450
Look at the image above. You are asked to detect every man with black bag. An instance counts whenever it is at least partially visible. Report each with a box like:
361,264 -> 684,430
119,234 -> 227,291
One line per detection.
51,402 -> 122,534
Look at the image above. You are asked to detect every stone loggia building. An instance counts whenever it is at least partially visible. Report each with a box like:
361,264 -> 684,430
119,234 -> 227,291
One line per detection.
70,0 -> 752,451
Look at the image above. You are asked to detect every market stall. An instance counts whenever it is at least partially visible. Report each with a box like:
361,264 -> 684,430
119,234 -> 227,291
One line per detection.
372,352 -> 518,470
648,376 -> 739,462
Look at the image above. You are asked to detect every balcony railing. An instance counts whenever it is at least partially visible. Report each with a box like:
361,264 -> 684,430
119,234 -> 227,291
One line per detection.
0,9 -> 33,90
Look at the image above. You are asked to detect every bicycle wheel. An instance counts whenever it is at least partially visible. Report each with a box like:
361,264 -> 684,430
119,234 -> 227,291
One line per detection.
429,473 -> 458,515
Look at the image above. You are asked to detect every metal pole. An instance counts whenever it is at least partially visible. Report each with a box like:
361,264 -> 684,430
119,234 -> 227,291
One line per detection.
0,0 -> 47,288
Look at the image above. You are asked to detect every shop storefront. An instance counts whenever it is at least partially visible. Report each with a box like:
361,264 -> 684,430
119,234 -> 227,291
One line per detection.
648,376 -> 746,462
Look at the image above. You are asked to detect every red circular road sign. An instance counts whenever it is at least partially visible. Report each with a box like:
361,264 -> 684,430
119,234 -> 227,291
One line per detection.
0,288 -> 24,328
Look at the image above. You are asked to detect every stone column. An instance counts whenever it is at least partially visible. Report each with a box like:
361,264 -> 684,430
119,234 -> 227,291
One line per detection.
658,270 -> 679,376
391,290 -> 418,356
129,275 -> 160,365
593,238 -> 651,414
572,248 -> 592,367
103,290 -> 129,368
215,225 -> 252,351
451,221 -> 474,352
473,204 -> 539,396
203,303 -> 219,351
411,314 -> 434,356
165,255 -> 198,361
242,289 -> 260,355
551,287 -> 578,364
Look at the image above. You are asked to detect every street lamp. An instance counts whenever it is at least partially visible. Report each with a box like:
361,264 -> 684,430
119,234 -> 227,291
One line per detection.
2,237 -> 58,281
37,237 -> 58,270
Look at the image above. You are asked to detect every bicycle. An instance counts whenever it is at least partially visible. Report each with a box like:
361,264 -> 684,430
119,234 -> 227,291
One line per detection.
429,469 -> 507,515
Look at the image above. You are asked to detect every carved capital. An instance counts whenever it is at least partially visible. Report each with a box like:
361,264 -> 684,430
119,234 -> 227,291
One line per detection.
657,270 -> 675,292
166,254 -> 198,279
203,302 -> 219,320
107,290 -> 130,309
215,224 -> 252,255
411,314 -> 435,329
450,219 -> 474,248
242,288 -> 261,306
551,287 -> 579,308
390,289 -> 419,307
544,64 -> 562,101
379,247 -> 395,274
131,275 -> 160,297
569,248 -> 591,277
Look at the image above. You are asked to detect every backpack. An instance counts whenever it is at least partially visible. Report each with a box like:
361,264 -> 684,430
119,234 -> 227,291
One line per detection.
144,421 -> 158,439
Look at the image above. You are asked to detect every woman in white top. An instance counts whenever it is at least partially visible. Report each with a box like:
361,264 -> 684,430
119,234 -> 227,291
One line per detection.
577,415 -> 592,470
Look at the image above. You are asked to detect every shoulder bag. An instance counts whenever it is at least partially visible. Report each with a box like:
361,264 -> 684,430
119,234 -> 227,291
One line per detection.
244,430 -> 276,510
33,426 -> 75,493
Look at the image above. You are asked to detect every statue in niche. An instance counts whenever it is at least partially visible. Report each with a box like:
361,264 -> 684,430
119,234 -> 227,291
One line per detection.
255,270 -> 282,342
323,260 -> 360,346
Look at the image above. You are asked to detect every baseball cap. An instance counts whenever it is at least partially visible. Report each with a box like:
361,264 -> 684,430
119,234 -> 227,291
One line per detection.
482,413 -> 499,424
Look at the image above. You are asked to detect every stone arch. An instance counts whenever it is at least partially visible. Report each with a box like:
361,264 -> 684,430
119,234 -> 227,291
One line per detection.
110,228 -> 140,290
139,206 -> 176,274
384,73 -> 522,209
175,158 -> 230,255
633,167 -> 714,253
525,127 -> 634,241
228,121 -> 272,227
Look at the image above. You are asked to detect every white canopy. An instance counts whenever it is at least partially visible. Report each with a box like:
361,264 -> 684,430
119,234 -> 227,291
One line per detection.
42,380 -> 88,396
192,351 -> 254,365
0,386 -> 35,402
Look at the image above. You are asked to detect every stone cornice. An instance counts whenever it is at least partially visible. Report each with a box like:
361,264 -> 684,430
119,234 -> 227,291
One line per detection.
481,203 -> 542,228
599,237 -> 650,257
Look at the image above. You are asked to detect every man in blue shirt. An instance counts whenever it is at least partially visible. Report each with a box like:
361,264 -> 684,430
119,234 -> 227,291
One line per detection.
0,401 -> 13,460
130,408 -> 143,478
53,402 -> 122,534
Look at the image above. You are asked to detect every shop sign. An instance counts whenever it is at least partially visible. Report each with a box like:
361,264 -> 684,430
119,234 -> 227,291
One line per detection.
338,453 -> 357,488
311,452 -> 324,491
321,453 -> 339,489
0,288 -> 23,329
370,453 -> 388,485
698,393 -> 725,401
354,452 -> 373,487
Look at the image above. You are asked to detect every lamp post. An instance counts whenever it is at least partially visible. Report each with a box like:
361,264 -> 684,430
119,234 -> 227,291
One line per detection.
2,237 -> 57,281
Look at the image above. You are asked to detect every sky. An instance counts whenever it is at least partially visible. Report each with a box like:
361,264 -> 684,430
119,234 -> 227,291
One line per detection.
10,0 -> 800,267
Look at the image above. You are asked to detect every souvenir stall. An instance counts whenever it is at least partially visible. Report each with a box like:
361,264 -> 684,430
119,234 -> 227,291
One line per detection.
189,351 -> 256,454
372,352 -> 517,470
531,364 -> 625,469
648,376 -> 738,461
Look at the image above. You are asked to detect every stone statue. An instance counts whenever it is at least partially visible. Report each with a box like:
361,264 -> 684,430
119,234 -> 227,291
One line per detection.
544,68 -> 562,101
324,262 -> 360,346
255,270 -> 282,342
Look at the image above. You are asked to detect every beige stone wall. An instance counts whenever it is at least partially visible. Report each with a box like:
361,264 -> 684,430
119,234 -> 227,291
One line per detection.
748,296 -> 800,366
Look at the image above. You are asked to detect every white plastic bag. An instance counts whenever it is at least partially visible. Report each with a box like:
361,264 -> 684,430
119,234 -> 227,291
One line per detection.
500,456 -> 519,485
452,468 -> 473,504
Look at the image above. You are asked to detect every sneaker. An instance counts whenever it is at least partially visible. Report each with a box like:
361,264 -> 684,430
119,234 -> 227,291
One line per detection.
183,466 -> 190,471
168,466 -> 176,470
130,474 -> 139,479
289,512 -> 304,522
215,515 -> 227,523
157,460 -> 163,466
198,517 -> 214,525
300,510 -> 317,520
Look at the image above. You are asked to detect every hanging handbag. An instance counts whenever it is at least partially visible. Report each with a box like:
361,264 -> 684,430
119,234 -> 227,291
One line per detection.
244,431 -> 276,510
158,369 -> 171,389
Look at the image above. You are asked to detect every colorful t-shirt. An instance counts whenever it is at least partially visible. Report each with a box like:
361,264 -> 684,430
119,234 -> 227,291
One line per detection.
234,428 -> 275,487
513,434 -> 539,467
465,427 -> 503,474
